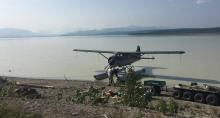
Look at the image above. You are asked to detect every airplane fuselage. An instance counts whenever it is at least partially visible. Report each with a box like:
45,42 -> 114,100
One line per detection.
108,53 -> 141,67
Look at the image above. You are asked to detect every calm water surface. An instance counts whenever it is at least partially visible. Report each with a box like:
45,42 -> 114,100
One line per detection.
0,35 -> 220,85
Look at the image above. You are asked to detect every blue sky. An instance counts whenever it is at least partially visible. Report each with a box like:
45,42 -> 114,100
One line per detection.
0,0 -> 219,33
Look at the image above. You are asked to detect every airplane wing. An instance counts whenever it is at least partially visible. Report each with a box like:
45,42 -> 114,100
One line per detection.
73,49 -> 116,53
138,51 -> 185,54
73,49 -> 185,54
116,51 -> 185,54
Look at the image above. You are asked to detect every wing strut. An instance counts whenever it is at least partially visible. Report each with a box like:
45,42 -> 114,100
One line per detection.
99,53 -> 108,59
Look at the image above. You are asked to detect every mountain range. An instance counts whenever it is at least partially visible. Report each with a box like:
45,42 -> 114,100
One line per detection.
129,27 -> 220,35
0,28 -> 34,38
0,28 -> 60,38
62,26 -> 167,36
63,26 -> 220,36
0,26 -> 220,38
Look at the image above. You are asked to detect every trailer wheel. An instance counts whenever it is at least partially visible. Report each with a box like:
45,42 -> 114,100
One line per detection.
194,93 -> 205,103
183,91 -> 193,101
172,90 -> 182,99
206,94 -> 219,105
150,86 -> 161,96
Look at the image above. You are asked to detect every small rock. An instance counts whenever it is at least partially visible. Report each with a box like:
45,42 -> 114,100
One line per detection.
71,112 -> 79,116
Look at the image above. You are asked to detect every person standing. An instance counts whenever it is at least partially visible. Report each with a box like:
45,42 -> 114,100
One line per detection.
107,67 -> 120,86
107,68 -> 114,86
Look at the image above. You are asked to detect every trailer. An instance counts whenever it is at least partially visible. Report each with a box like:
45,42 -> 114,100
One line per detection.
172,83 -> 220,106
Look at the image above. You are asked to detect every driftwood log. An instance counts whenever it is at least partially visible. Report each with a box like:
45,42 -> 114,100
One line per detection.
16,82 -> 54,89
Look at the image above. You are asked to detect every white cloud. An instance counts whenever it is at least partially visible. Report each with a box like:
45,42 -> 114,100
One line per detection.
194,0 -> 211,4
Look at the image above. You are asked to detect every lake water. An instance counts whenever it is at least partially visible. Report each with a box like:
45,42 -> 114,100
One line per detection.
0,34 -> 220,86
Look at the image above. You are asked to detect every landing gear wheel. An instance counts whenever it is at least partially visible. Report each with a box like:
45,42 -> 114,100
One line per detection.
183,91 -> 193,101
194,93 -> 205,103
206,94 -> 219,106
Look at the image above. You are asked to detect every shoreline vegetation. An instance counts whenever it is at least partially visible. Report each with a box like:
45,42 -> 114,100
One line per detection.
0,75 -> 220,118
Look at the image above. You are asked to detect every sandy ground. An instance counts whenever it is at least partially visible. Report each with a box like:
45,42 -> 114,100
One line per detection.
0,76 -> 220,118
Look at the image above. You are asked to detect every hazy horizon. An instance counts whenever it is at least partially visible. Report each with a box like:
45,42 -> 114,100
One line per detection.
0,0 -> 220,33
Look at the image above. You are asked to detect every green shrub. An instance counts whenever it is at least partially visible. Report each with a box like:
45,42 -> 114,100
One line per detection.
56,89 -> 64,101
71,89 -> 87,104
155,99 -> 167,114
167,98 -> 178,115
87,86 -> 99,105
119,70 -> 150,107
70,86 -> 108,105
0,82 -> 17,97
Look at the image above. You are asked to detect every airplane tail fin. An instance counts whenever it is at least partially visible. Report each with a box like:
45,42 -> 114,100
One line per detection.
136,45 -> 141,52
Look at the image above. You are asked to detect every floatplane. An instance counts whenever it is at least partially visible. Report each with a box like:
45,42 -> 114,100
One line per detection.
73,45 -> 185,80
